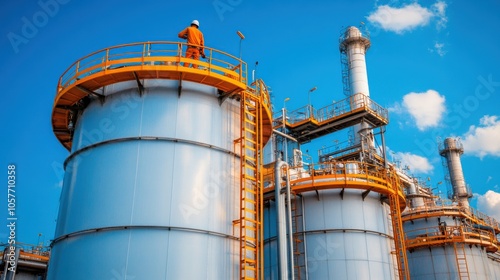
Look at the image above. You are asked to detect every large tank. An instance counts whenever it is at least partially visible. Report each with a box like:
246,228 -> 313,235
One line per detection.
263,162 -> 403,280
49,80 -> 239,279
404,214 -> 498,279
48,42 -> 271,279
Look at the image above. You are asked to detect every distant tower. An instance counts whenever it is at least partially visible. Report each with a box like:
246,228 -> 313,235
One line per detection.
439,137 -> 472,207
339,26 -> 374,148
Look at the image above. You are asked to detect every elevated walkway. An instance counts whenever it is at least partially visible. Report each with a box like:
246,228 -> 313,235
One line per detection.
273,93 -> 388,143
405,224 -> 499,253
52,41 -> 272,150
263,161 -> 406,210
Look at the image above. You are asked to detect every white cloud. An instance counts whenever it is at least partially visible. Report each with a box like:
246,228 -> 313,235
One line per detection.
462,115 -> 500,159
476,190 -> 500,220
389,148 -> 434,174
402,90 -> 446,131
432,1 -> 448,30
431,42 -> 447,57
367,1 -> 448,34
486,176 -> 493,183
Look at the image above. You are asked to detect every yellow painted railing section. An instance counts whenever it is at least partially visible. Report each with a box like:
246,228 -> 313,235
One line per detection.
56,41 -> 247,94
278,93 -> 389,128
52,42 -> 273,150
263,160 -> 406,208
405,225 -> 499,252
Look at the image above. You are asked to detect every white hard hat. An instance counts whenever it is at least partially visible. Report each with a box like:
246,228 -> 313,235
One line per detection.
191,20 -> 199,27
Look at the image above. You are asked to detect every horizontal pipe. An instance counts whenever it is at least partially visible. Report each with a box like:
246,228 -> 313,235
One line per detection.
273,129 -> 298,142
16,259 -> 47,270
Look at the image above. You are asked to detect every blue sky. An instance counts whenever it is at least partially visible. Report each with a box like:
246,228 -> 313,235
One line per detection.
1,0 -> 499,246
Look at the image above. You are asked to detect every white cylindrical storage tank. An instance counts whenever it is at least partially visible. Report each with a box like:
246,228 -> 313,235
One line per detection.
407,245 -> 494,280
265,189 -> 397,279
48,79 -> 241,279
404,215 -> 495,279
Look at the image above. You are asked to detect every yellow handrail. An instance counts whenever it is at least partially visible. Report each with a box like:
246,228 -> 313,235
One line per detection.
56,41 -> 248,98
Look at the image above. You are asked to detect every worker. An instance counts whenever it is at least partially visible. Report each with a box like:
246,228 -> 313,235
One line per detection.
178,20 -> 205,68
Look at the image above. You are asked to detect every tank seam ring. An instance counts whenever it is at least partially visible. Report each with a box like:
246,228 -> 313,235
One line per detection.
51,225 -> 241,246
64,136 -> 239,169
263,228 -> 392,244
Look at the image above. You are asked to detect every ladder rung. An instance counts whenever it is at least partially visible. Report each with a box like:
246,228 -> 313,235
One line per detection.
240,217 -> 258,224
245,138 -> 257,145
242,174 -> 257,181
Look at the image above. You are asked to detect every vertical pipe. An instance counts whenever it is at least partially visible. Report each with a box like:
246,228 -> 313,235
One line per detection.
285,165 -> 295,280
275,160 -> 289,280
301,195 -> 309,280
380,126 -> 388,168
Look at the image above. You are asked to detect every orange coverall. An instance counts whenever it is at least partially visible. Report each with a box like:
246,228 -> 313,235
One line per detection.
178,26 -> 205,68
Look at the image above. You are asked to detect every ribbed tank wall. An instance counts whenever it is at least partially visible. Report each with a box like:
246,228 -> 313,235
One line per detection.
264,189 -> 396,279
407,245 -> 494,280
489,257 -> 500,278
48,80 -> 240,279
404,216 -> 495,279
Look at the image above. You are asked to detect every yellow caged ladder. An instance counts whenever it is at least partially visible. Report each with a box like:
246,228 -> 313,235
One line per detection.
388,192 -> 410,280
453,241 -> 470,280
237,89 -> 264,280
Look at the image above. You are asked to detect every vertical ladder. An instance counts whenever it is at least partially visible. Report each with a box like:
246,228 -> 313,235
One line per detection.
238,90 -> 263,280
291,193 -> 306,280
388,193 -> 410,280
453,242 -> 470,280
386,212 -> 400,279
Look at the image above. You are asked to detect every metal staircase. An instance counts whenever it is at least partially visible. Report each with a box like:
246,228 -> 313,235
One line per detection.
237,89 -> 263,280
453,242 -> 470,280
388,192 -> 410,280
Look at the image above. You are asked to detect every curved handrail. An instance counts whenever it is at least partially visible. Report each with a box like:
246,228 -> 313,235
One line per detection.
402,204 -> 500,234
405,225 -> 498,251
55,41 -> 248,97
263,160 -> 405,200
281,93 -> 388,128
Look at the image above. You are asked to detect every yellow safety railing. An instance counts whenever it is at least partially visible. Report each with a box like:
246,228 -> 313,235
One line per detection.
56,41 -> 248,95
402,203 -> 500,234
277,93 -> 388,128
405,225 -> 498,250
263,160 -> 405,199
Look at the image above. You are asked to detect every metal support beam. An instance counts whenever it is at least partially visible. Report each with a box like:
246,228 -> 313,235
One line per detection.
218,89 -> 240,105
273,129 -> 298,143
76,85 -> 105,104
178,74 -> 183,97
361,189 -> 371,201
133,72 -> 144,96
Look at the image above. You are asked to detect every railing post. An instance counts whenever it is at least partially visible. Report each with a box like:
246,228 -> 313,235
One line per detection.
207,48 -> 212,73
